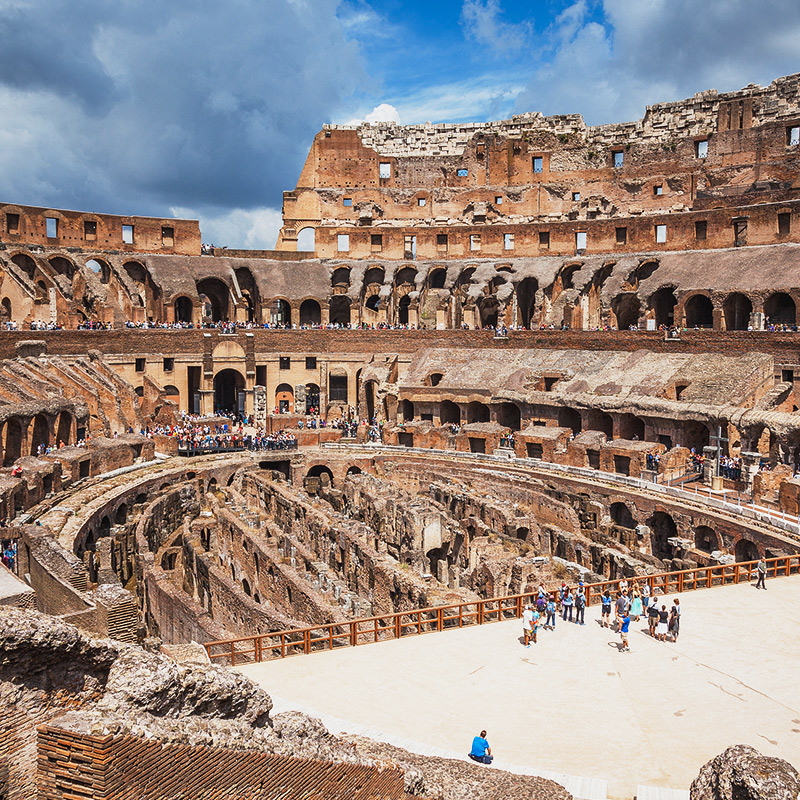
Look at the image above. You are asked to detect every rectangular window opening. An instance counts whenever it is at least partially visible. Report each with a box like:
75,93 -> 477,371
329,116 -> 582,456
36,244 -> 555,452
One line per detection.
305,356 -> 317,370
135,358 -> 146,372
539,231 -> 550,248
84,220 -> 97,240
655,224 -> 667,243
782,369 -> 794,383
161,226 -> 174,246
417,197 -> 426,206
279,356 -> 290,370
495,195 -> 503,204
575,231 -> 587,252
612,150 -> 624,168
572,191 -> 580,201
256,365 -> 267,386
615,227 -> 627,245
653,185 -> 663,196
370,233 -> 383,251
695,220 -> 708,241
337,234 -> 350,252
504,233 -> 514,250
122,224 -> 134,244
533,156 -> 543,173
6,213 -> 19,233
470,234 -> 481,251
788,126 -> 800,147
695,140 -> 709,158
343,197 -> 352,207
46,217 -> 58,238
436,233 -> 448,248
163,358 -> 174,372
733,219 -> 748,247
457,168 -> 468,177
404,234 -> 417,260
379,162 -> 391,179
778,212 -> 791,235
329,375 -> 348,403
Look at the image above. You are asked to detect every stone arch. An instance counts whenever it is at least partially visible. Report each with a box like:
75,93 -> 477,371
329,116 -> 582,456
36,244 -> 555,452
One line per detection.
213,368 -> 245,414
0,297 -> 11,320
610,502 -> 636,529
764,292 -> 796,325
3,418 -> 23,466
30,413 -> 50,455
306,464 -> 334,485
684,420 -> 710,451
400,399 -> 415,422
275,383 -> 294,414
346,465 -> 362,476
440,400 -> 460,425
694,525 -> 719,553
618,414 -> 645,440
734,538 -> 759,562
115,503 -> 128,525
297,227 -> 315,252
11,252 -> 37,279
196,277 -> 232,322
587,409 -> 613,438
331,267 -> 351,288
478,295 -> 499,328
723,293 -> 752,331
85,258 -> 111,284
271,298 -> 292,326
495,402 -> 521,431
612,293 -> 640,330
48,256 -> 75,280
235,266 -> 261,323
299,299 -> 321,326
558,407 -> 582,434
466,402 -> 490,424
56,411 -> 72,446
649,287 -> 677,328
329,295 -> 351,325
174,296 -> 193,323
398,295 -> 411,325
684,293 -> 714,328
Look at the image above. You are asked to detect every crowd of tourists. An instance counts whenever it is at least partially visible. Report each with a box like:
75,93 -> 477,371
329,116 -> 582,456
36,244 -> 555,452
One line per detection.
522,578 -> 682,654
297,414 -> 385,442
144,415 -> 297,452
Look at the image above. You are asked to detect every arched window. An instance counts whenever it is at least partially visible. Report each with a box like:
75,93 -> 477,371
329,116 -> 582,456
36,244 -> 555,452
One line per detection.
297,227 -> 315,252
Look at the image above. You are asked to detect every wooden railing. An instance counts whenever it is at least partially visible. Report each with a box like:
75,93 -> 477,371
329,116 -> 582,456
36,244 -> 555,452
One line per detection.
204,555 -> 800,666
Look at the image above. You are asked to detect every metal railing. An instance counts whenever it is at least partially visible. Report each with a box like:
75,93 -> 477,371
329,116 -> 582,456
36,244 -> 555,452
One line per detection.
204,554 -> 800,666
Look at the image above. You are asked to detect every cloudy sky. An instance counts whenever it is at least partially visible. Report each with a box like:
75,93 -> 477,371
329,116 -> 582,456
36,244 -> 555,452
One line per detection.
1,0 -> 799,248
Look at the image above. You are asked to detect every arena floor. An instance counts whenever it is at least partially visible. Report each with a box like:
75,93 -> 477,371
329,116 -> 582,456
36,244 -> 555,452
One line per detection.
237,575 -> 800,799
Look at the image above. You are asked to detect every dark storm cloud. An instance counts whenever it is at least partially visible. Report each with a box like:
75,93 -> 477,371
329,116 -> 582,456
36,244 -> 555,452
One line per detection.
0,0 -> 367,219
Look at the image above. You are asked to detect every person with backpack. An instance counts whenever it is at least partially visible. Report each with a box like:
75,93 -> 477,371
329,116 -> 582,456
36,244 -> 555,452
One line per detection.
575,584 -> 586,625
601,588 -> 612,627
545,594 -> 557,630
562,588 -> 574,622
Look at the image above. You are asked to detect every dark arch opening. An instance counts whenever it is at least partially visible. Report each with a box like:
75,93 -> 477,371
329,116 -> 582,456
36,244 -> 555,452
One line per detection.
400,399 -> 415,422
610,502 -> 636,529
49,256 -> 75,279
365,294 -> 380,313
587,410 -> 613,438
329,295 -> 351,325
213,369 -> 245,414
734,538 -> 759,563
398,295 -> 411,325
299,299 -> 321,326
723,293 -> 753,331
331,267 -> 351,287
30,414 -> 49,455
429,268 -> 446,289
618,414 -> 645,440
272,298 -> 291,326
649,287 -> 677,328
466,402 -> 490,424
365,381 -> 377,419
3,418 -> 23,466
516,277 -> 538,328
306,464 -> 334,485
764,292 -> 796,326
115,504 -> 128,525
694,525 -> 717,553
174,296 -> 193,323
235,267 -> 261,323
12,253 -> 36,278
346,465 -> 362,476
496,402 -> 521,431
196,278 -> 231,322
612,293 -> 640,330
558,407 -> 582,435
56,411 -> 72,446
684,294 -> 714,328
440,400 -> 460,425
648,511 -> 677,559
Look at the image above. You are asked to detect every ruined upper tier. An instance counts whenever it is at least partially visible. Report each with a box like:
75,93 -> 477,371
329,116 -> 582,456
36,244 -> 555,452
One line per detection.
278,73 -> 800,260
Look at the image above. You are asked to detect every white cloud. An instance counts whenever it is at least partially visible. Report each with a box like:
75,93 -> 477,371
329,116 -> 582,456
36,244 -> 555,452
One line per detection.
344,103 -> 402,125
460,0 -> 531,54
171,206 -> 284,251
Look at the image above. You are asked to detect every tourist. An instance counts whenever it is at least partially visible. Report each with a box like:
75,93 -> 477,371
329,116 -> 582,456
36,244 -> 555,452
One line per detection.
468,730 -> 493,764
522,603 -> 534,647
531,606 -> 541,643
657,604 -> 669,641
545,594 -> 556,630
620,613 -> 631,652
648,596 -> 659,637
630,584 -> 643,621
755,557 -> 767,589
615,590 -> 629,630
642,581 -> 651,613
669,598 -> 681,642
600,588 -> 612,627
574,583 -> 586,625
562,588 -> 574,622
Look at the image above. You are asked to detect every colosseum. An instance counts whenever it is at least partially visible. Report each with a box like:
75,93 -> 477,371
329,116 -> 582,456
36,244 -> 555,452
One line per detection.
1,74 -> 800,800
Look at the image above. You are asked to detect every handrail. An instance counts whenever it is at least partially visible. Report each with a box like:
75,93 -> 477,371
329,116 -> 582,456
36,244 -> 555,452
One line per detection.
204,554 -> 800,666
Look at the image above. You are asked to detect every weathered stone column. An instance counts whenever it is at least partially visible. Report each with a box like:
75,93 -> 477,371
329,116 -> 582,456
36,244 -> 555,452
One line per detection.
740,450 -> 762,491
702,445 -> 717,485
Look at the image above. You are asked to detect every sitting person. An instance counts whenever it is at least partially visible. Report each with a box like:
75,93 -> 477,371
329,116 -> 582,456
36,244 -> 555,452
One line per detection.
468,730 -> 493,764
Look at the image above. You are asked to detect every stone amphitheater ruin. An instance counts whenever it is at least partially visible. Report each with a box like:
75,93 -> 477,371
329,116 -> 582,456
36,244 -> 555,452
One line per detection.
2,74 -> 800,799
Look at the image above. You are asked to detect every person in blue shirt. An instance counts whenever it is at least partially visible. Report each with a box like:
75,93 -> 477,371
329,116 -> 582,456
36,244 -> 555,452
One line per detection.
469,730 -> 493,764
620,614 -> 631,652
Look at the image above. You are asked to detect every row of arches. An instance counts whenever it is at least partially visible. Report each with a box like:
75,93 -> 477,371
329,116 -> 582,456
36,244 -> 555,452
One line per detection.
1,411 -> 73,466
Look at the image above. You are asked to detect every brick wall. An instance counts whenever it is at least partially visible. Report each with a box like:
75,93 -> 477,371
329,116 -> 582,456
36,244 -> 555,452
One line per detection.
36,725 -> 407,800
